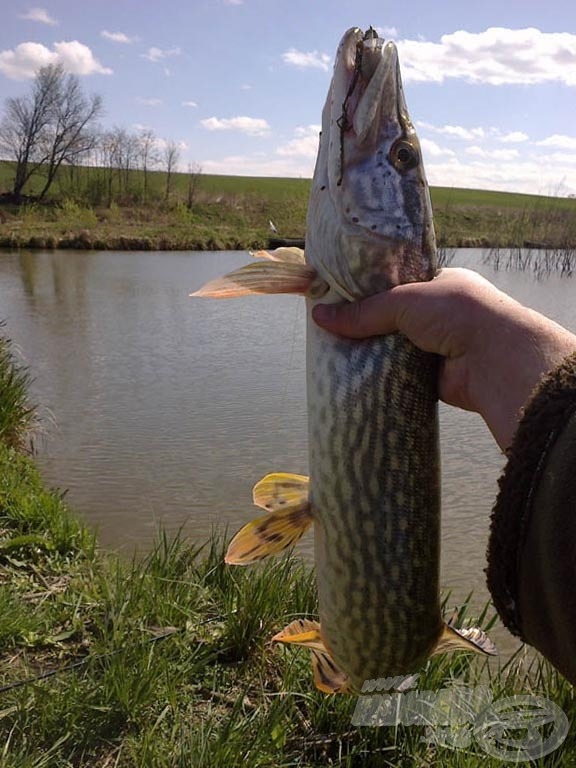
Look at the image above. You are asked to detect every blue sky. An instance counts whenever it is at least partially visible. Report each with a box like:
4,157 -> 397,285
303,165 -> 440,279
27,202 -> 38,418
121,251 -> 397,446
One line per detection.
2,1 -> 576,194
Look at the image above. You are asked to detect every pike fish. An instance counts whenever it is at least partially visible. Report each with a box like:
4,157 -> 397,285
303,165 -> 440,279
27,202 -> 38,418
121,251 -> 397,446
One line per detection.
192,27 -> 496,693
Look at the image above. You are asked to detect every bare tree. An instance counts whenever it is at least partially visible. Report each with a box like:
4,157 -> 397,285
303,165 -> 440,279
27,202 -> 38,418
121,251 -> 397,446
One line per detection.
138,129 -> 159,203
0,63 -> 102,201
163,141 -> 180,202
96,127 -> 139,203
186,162 -> 202,209
36,75 -> 102,200
96,128 -> 121,205
0,64 -> 61,199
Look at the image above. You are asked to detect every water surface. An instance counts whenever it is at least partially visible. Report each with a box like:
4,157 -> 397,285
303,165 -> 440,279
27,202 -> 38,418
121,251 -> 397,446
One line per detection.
1,247 -> 574,654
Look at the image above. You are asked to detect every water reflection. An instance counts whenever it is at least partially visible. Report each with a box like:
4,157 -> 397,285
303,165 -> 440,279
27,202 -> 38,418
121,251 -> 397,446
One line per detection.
0,247 -> 574,657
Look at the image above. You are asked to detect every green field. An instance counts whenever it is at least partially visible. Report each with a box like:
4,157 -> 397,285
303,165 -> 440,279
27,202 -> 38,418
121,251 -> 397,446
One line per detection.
1,160 -> 576,251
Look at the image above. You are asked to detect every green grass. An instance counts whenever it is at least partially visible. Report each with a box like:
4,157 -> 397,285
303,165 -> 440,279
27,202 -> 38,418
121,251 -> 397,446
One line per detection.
0,328 -> 39,452
0,329 -> 575,766
2,160 -> 576,251
1,510 -> 575,766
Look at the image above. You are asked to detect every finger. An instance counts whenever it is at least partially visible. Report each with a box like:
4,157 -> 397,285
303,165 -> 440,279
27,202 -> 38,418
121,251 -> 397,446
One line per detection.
312,292 -> 401,339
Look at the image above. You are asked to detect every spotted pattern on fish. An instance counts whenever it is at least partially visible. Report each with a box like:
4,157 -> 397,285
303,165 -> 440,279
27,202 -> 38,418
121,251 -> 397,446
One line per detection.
307,314 -> 442,687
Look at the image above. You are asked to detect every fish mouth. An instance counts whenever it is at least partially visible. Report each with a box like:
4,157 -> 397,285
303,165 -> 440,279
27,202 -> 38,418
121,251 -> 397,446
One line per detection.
333,28 -> 409,153
306,26 -> 435,298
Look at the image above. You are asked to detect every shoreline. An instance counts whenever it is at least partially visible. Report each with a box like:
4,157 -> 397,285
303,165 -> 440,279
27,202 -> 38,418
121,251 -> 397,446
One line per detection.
0,232 -> 573,252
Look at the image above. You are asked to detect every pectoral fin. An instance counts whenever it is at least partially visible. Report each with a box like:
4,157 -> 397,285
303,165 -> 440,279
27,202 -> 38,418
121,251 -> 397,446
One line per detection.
225,474 -> 312,565
432,623 -> 498,657
190,261 -> 328,299
251,247 -> 306,264
273,619 -> 349,694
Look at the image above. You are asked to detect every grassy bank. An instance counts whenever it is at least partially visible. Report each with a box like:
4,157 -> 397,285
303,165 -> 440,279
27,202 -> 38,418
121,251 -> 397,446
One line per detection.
1,334 -> 575,766
2,160 -> 576,251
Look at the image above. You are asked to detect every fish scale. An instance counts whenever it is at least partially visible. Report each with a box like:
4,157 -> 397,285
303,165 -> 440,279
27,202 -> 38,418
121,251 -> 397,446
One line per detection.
309,325 -> 442,684
192,25 -> 497,693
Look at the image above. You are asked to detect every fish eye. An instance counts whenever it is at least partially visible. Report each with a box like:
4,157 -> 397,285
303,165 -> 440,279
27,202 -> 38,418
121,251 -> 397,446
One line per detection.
390,140 -> 419,171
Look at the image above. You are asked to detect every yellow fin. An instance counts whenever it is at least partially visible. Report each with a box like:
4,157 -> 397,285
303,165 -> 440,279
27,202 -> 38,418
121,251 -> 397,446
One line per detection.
273,619 -> 349,693
190,261 -> 327,299
225,503 -> 312,565
432,623 -> 498,658
252,472 -> 309,512
272,618 -> 325,650
251,247 -> 306,264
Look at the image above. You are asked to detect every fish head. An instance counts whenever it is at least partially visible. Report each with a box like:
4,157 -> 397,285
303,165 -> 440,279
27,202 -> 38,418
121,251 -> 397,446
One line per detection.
306,27 -> 437,299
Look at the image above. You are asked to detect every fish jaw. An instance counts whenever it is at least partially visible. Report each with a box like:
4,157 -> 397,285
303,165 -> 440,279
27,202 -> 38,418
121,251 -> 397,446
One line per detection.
306,27 -> 437,299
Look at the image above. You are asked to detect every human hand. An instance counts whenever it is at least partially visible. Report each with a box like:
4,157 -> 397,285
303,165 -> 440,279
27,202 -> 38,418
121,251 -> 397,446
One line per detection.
312,268 -> 576,451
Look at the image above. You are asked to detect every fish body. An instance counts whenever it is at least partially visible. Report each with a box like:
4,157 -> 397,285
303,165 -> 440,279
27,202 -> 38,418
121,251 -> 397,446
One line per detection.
305,28 -> 441,689
193,27 -> 495,693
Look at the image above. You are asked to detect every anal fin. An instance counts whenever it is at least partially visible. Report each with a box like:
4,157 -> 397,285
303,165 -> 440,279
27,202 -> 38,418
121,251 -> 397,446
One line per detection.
273,619 -> 349,694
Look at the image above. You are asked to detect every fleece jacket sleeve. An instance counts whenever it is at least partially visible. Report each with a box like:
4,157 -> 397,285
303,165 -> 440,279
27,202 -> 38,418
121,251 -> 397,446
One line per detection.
487,352 -> 576,683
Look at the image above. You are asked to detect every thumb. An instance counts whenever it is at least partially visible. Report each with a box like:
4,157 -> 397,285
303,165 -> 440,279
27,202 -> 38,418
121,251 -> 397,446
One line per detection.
312,293 -> 400,339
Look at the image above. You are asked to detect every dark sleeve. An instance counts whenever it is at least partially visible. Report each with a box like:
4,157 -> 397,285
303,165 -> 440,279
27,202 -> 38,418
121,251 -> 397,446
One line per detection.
486,352 -> 576,684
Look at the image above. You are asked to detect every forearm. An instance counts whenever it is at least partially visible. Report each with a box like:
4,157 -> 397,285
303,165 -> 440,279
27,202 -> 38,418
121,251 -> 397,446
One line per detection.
474,305 -> 576,451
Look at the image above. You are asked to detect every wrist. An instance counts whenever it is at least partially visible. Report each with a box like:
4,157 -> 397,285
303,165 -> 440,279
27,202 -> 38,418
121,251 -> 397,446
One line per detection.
481,311 -> 576,451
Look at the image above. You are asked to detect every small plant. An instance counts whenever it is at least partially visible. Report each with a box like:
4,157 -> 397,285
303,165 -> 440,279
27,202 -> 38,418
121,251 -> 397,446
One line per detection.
55,198 -> 97,228
0,327 -> 38,451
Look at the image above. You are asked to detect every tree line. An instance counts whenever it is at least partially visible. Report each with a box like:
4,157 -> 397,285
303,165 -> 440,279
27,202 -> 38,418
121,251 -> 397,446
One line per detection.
0,64 -> 199,206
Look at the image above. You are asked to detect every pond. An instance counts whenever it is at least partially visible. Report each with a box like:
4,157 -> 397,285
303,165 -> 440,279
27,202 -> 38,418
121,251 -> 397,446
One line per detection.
1,247 -> 574,654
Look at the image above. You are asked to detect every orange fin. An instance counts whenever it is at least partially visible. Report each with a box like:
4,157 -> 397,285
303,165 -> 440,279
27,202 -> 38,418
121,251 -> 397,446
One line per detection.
225,503 -> 312,565
251,247 -> 306,264
252,472 -> 309,512
190,261 -> 327,299
273,619 -> 349,693
432,623 -> 498,657
272,618 -> 325,650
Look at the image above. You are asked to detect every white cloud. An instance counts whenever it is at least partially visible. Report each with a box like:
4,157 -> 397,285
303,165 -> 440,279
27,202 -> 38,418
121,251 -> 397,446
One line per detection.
155,137 -> 188,152
397,27 -> 576,86
223,0 -> 243,4
538,152 -> 576,167
143,47 -> 181,63
417,121 -> 485,141
182,100 -> 198,108
19,7 -> 57,25
537,134 -> 576,150
101,30 -> 137,44
201,153 -> 312,178
282,48 -> 331,72
425,153 -> 576,196
498,131 -> 529,143
465,146 -> 520,160
276,125 -> 321,158
201,116 -> 271,136
376,26 -> 398,39
420,138 -> 455,159
240,83 -> 252,91
0,41 -> 112,79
